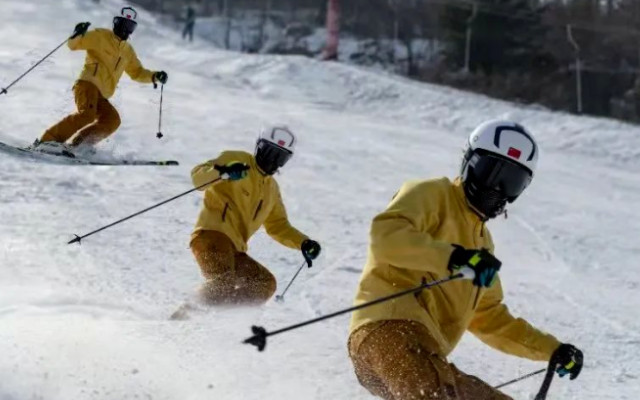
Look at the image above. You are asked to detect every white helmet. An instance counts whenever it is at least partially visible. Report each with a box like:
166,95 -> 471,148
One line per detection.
460,120 -> 539,218
255,125 -> 296,175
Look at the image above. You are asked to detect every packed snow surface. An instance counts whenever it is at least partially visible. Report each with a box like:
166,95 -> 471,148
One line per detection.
0,0 -> 639,399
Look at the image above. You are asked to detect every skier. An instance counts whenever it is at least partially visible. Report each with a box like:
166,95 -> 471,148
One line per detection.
348,120 -> 583,399
35,6 -> 168,154
182,5 -> 196,42
189,126 -> 321,305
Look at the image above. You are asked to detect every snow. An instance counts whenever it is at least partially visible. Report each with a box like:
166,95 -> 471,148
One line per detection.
0,0 -> 639,399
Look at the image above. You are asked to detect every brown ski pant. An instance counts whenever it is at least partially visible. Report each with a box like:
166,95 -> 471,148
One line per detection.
190,230 -> 277,305
349,320 -> 513,400
41,80 -> 121,146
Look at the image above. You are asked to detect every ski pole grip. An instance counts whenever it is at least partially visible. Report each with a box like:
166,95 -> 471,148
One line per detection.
458,266 -> 476,280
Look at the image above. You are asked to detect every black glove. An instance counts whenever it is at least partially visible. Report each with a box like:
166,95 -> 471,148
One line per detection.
551,343 -> 583,380
301,239 -> 321,267
448,246 -> 501,288
153,71 -> 168,85
214,162 -> 249,181
71,22 -> 91,39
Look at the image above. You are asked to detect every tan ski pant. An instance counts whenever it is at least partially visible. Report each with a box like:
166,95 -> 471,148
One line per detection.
41,80 -> 121,146
349,320 -> 513,400
190,230 -> 277,305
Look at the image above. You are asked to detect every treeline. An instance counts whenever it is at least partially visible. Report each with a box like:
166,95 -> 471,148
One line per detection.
436,0 -> 640,120
133,0 -> 640,122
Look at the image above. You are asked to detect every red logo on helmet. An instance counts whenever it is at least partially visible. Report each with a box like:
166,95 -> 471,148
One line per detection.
507,147 -> 522,159
278,140 -> 286,146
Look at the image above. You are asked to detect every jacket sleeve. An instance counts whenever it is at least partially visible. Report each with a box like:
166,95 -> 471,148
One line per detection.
125,47 -> 155,83
263,184 -> 308,250
191,153 -> 233,190
468,278 -> 561,361
68,30 -> 99,51
370,182 -> 454,274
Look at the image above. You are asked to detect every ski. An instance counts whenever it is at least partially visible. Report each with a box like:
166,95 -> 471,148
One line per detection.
89,159 -> 179,166
0,141 -> 179,166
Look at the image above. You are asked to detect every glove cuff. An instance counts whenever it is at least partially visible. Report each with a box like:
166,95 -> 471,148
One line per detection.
448,245 -> 468,271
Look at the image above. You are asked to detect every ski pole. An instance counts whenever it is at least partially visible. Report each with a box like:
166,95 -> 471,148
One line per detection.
1,36 -> 72,96
494,368 -> 546,389
275,260 -> 308,302
244,274 -> 464,352
534,362 -> 557,400
69,176 -> 226,245
156,84 -> 164,139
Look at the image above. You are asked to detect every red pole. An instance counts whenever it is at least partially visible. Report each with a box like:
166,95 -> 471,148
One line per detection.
322,0 -> 340,60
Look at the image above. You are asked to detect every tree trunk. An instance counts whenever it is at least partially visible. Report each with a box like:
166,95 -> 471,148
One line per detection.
258,0 -> 272,51
224,0 -> 231,49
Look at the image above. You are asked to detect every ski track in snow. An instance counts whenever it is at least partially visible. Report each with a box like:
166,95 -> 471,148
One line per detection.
0,0 -> 639,399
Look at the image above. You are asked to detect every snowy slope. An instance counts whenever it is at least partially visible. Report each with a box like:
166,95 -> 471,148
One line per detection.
0,0 -> 639,399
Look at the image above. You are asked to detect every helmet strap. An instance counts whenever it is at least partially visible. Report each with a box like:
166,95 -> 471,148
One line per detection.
255,162 -> 268,176
466,201 -> 489,222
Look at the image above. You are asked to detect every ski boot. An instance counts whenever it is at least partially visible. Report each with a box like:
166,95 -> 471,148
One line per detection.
29,139 -> 76,158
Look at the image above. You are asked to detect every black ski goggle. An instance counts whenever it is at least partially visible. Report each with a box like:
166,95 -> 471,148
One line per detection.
114,16 -> 137,34
467,152 -> 532,199
256,140 -> 292,167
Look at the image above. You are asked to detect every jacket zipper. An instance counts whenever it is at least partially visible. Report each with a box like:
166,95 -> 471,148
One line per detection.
222,203 -> 229,222
472,220 -> 484,309
115,57 -> 122,70
93,64 -> 99,76
253,200 -> 263,220
472,288 -> 481,309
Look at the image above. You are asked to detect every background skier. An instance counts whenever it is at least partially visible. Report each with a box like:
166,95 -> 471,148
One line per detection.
37,6 -> 168,153
190,126 -> 321,304
182,4 -> 196,42
348,120 -> 584,399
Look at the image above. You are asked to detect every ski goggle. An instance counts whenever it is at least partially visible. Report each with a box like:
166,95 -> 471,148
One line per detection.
114,16 -> 137,34
467,152 -> 532,199
256,139 -> 293,168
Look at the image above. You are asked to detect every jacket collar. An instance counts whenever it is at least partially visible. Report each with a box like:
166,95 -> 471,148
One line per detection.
250,154 -> 271,178
108,29 -> 127,46
452,177 -> 485,225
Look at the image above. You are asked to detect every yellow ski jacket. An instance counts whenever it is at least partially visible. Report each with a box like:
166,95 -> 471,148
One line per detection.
191,150 -> 308,253
68,28 -> 155,99
350,177 -> 560,361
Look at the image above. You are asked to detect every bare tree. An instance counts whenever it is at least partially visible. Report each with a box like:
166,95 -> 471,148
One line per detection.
258,0 -> 272,51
